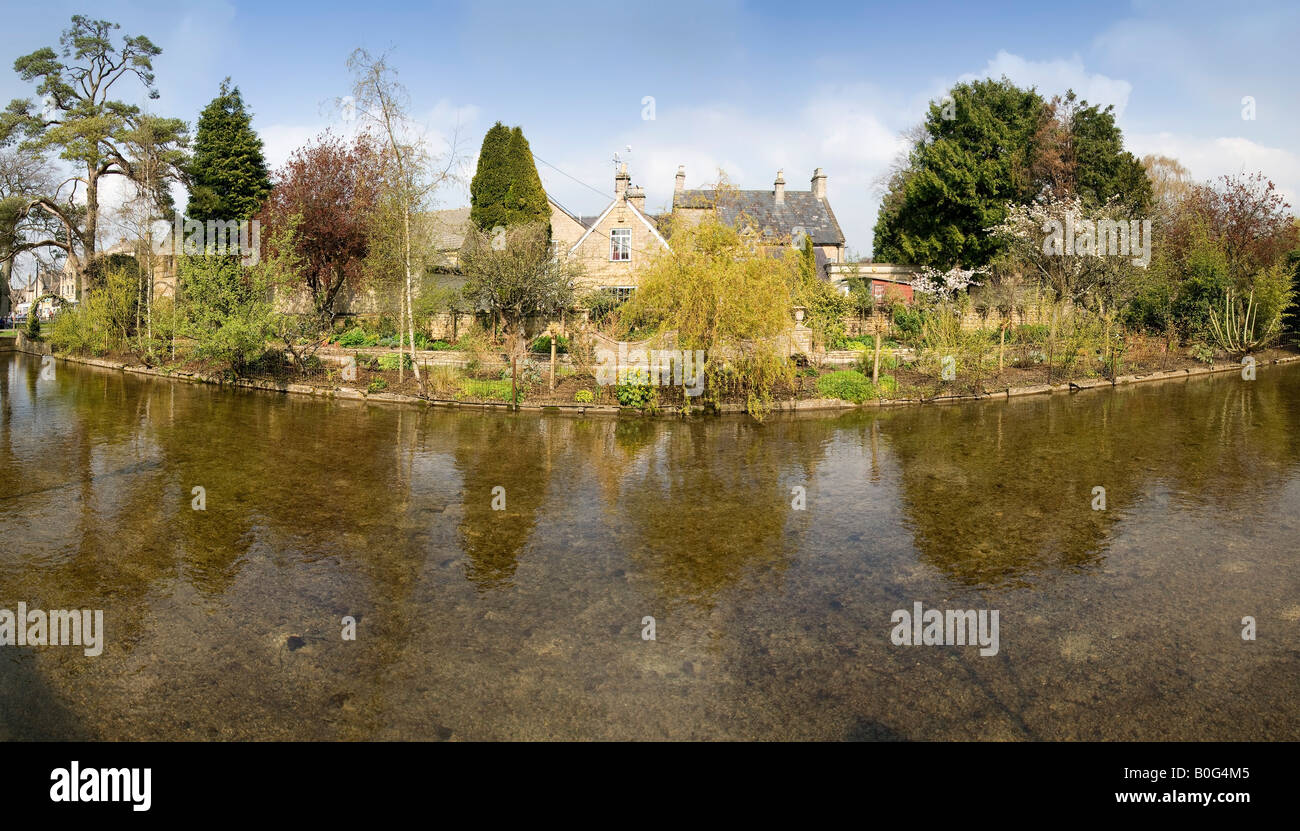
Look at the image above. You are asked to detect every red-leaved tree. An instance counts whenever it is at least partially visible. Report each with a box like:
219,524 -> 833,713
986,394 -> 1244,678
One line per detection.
259,131 -> 383,325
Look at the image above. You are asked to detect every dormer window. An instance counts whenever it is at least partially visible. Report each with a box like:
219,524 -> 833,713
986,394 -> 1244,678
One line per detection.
610,228 -> 631,261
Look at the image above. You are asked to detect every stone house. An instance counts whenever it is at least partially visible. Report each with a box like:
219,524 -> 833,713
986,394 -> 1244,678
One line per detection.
670,166 -> 847,268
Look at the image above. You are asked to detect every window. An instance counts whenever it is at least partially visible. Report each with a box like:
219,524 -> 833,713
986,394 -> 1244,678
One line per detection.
610,286 -> 635,304
610,228 -> 631,261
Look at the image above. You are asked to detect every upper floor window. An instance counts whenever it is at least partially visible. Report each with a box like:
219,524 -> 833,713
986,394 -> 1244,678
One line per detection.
610,228 -> 631,261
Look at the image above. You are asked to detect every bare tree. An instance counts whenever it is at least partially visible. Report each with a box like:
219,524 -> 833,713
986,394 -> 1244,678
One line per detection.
346,47 -> 460,394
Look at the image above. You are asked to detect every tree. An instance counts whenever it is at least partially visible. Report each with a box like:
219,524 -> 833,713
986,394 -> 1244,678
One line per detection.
504,127 -> 550,233
0,146 -> 62,304
460,222 -> 579,404
469,122 -> 549,234
873,78 -> 1043,268
0,15 -> 188,297
187,78 -> 272,224
348,48 -> 457,392
259,132 -> 383,324
469,122 -> 513,231
874,80 -> 1150,268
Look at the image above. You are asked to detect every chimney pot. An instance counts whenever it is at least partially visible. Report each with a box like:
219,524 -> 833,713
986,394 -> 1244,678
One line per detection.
674,165 -> 686,193
811,167 -> 827,199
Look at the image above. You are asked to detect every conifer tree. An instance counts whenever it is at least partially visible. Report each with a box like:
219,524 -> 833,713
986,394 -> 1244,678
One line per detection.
187,78 -> 272,222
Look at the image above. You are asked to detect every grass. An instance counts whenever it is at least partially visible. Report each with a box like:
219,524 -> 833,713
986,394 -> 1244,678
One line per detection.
459,377 -> 513,401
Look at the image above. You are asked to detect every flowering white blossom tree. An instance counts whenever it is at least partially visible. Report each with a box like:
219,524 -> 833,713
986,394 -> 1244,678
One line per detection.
990,191 -> 1145,308
909,266 -> 982,301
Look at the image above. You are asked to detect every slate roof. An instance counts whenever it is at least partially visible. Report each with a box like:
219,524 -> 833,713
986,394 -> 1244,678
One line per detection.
673,189 -> 845,246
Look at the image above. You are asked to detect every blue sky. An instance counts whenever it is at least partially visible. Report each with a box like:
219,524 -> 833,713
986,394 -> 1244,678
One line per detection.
1,0 -> 1297,257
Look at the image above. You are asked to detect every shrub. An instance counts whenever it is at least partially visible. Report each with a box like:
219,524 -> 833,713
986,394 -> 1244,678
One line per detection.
530,334 -> 569,354
892,306 -> 923,340
426,365 -> 462,397
615,381 -> 657,409
574,389 -> 594,404
337,328 -> 370,347
377,353 -> 413,371
460,378 -> 513,400
877,374 -> 899,397
367,378 -> 388,393
24,312 -> 41,339
817,370 -> 875,403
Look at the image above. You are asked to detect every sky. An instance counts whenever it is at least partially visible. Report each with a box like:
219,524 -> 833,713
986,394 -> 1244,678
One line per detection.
1,0 -> 1297,263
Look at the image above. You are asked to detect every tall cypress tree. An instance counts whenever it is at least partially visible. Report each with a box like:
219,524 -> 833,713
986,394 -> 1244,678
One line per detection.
186,78 -> 272,222
470,123 -> 550,233
505,126 -> 550,232
469,121 -> 514,231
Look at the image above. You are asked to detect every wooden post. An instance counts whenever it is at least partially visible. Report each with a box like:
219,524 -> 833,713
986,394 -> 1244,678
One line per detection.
998,323 -> 1006,374
511,354 -> 518,407
549,329 -> 557,392
872,327 -> 881,384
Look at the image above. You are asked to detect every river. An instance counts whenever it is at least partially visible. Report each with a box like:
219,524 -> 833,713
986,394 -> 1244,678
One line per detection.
2,351 -> 1298,740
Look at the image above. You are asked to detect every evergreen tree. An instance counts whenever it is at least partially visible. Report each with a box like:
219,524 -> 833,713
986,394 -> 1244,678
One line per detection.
469,122 -> 514,231
469,123 -> 550,234
873,78 -> 1044,269
873,80 -> 1153,268
505,126 -> 550,232
186,78 -> 272,222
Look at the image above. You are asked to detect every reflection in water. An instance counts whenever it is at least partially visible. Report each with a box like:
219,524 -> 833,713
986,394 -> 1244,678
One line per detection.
1,352 -> 1299,740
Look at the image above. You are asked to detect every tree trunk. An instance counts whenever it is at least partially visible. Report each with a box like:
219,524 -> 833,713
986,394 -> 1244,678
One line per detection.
549,335 -> 557,391
81,168 -> 99,301
998,324 -> 1006,374
511,354 -> 518,407
872,329 -> 881,385
403,203 -> 422,393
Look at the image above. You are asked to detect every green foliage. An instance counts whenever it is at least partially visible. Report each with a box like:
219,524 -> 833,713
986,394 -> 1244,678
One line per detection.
874,80 -> 1150,268
337,327 -> 376,347
530,334 -> 568,354
377,352 -> 413,371
791,236 -> 850,350
469,122 -> 550,234
817,370 -> 875,403
43,269 -> 137,354
892,305 -> 924,341
615,380 -> 657,409
505,127 -> 550,234
459,377 -> 513,400
877,374 -> 900,397
581,287 -> 625,325
23,310 -> 40,339
179,253 -> 273,373
873,79 -> 1044,268
366,378 -> 388,393
186,78 -> 272,222
573,389 -> 594,404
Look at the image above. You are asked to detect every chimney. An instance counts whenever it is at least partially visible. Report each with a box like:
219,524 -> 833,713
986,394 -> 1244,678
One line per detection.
615,162 -> 630,198
675,164 -> 685,193
626,184 -> 646,214
774,169 -> 785,204
811,167 -> 827,199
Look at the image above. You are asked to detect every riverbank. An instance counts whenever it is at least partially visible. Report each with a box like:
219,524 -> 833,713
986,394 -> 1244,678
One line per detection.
11,332 -> 1300,417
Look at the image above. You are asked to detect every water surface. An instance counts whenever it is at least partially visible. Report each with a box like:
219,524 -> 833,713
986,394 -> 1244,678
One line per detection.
2,352 -> 1298,740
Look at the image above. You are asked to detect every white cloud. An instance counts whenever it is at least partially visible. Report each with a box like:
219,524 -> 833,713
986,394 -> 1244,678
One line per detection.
1127,131 -> 1300,205
961,50 -> 1133,115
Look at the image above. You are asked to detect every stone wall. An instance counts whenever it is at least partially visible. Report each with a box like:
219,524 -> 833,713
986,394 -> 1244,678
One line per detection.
843,305 -> 1050,336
